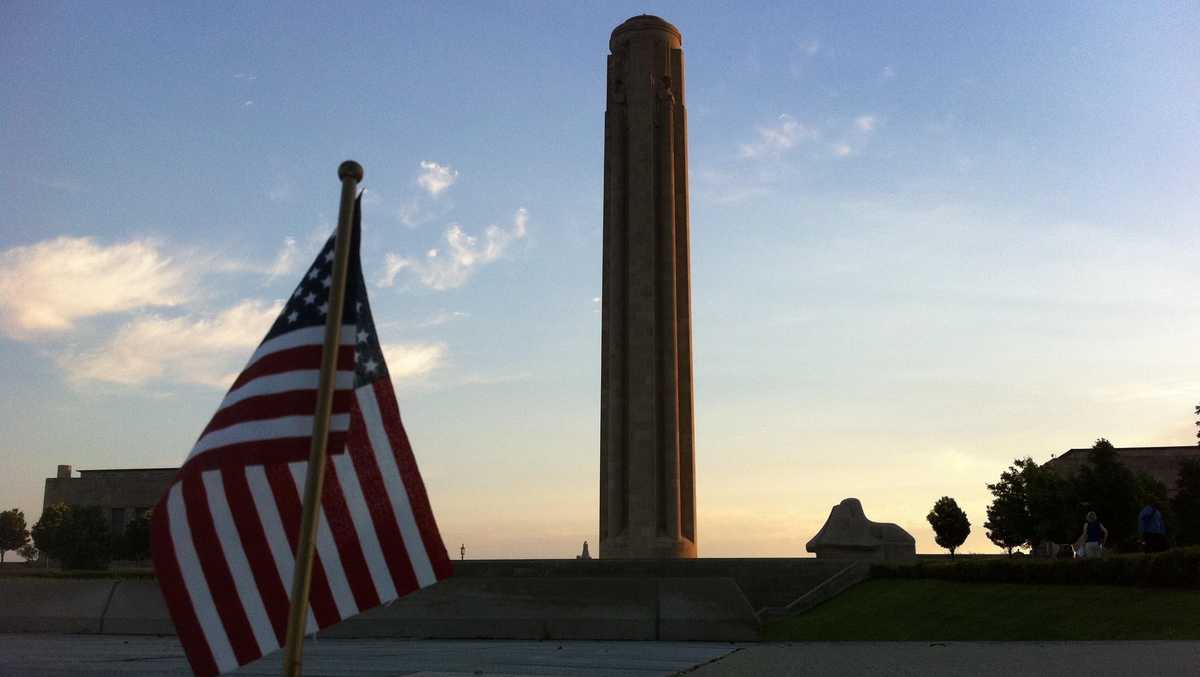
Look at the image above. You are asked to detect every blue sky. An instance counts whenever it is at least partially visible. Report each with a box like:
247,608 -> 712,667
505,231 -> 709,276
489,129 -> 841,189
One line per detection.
1,1 -> 1197,556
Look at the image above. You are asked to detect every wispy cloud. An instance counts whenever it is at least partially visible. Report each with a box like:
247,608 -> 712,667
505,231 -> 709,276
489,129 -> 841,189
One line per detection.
266,177 -> 293,203
66,299 -> 282,388
266,237 -> 299,278
831,115 -> 882,157
378,208 -> 528,290
361,189 -> 384,207
418,311 -> 469,328
381,342 -> 447,380
206,236 -> 308,280
738,114 -> 817,159
396,162 -> 458,226
1090,380 -> 1200,405
0,236 -> 189,337
395,198 -> 454,228
695,167 -> 775,205
788,38 -> 822,78
417,161 -> 458,197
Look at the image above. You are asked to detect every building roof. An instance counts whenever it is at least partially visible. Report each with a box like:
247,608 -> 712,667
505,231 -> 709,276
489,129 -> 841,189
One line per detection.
1045,445 -> 1200,497
76,468 -> 179,475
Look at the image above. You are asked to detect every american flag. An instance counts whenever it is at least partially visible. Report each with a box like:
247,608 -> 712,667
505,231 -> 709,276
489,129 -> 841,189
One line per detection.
151,201 -> 453,676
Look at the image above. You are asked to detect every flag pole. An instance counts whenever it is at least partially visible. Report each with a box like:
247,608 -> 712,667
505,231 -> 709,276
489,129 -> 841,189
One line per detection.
281,160 -> 363,677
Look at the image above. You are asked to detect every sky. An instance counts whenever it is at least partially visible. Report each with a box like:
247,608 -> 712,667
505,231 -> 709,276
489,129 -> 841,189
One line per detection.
1,1 -> 1198,558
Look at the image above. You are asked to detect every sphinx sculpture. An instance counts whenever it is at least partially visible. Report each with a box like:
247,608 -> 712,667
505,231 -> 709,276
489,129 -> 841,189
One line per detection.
806,498 -> 916,561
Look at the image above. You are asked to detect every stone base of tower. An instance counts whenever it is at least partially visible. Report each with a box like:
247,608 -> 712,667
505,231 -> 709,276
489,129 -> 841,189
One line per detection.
600,535 -> 697,559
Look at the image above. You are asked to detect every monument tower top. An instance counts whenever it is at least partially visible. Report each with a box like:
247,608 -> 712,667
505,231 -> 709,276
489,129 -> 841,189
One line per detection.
610,15 -> 682,50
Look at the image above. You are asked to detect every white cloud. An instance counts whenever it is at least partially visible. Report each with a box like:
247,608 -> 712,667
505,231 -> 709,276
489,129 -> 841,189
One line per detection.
381,342 -> 447,380
0,236 -> 189,337
738,114 -> 816,159
396,200 -> 424,227
361,189 -> 384,207
418,311 -> 469,328
832,143 -> 853,157
378,208 -> 529,290
207,236 -> 309,279
1090,380 -> 1200,405
855,115 -> 878,133
417,161 -> 458,197
695,168 -> 774,205
67,299 -> 283,388
266,178 -> 292,203
266,237 -> 299,278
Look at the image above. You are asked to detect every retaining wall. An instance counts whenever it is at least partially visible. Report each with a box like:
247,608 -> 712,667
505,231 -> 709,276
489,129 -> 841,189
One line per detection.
0,558 -> 863,640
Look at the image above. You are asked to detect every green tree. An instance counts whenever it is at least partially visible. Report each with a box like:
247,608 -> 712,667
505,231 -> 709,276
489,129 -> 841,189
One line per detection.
1023,459 -> 1079,548
117,511 -> 151,562
1134,471 -> 1172,541
927,496 -> 971,557
1072,438 -> 1144,551
57,506 -> 111,570
17,543 -> 39,563
985,461 -> 1031,554
1172,458 -> 1200,547
0,509 -> 29,563
31,503 -> 71,563
31,504 -> 113,569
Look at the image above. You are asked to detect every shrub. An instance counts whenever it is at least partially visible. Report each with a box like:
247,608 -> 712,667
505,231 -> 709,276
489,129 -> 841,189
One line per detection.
871,548 -> 1200,589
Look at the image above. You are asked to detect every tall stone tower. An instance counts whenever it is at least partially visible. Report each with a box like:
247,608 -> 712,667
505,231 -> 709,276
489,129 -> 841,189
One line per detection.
599,15 -> 696,559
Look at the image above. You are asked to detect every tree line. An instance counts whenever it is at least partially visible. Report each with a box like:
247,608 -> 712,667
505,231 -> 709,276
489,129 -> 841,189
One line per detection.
0,504 -> 151,569
983,438 -> 1200,554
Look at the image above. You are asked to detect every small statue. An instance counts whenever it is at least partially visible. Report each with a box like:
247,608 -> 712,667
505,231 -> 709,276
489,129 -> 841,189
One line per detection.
459,543 -> 465,561
576,540 -> 592,560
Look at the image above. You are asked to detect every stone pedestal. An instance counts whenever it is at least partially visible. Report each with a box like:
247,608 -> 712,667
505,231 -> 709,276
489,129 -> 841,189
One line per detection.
599,15 -> 696,559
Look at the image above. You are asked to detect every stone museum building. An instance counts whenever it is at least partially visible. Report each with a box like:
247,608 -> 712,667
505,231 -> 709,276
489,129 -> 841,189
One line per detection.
42,465 -> 178,534
1044,445 -> 1200,497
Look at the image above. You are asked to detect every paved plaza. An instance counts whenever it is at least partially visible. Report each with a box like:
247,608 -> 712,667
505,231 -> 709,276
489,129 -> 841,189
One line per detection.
0,636 -> 733,677
689,641 -> 1200,676
2,636 -> 1200,676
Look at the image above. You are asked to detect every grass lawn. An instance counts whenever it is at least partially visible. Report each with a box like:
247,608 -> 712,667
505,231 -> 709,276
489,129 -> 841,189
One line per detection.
766,579 -> 1200,641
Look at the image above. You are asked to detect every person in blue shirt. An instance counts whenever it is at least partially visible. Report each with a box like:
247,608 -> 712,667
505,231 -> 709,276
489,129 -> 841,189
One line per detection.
1077,511 -> 1108,558
1138,502 -> 1168,553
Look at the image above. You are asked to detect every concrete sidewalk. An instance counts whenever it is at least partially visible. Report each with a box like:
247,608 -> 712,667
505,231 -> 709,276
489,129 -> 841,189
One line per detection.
0,635 -> 736,676
691,641 -> 1200,676
3,636 -> 1199,676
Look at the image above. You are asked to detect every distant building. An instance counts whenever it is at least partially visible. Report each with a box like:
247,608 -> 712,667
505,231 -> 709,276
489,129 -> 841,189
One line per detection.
43,465 -> 178,534
1044,446 -> 1200,498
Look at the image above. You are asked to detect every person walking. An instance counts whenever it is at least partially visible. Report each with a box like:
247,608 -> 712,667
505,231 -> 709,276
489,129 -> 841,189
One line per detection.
1138,502 -> 1168,553
1078,511 -> 1108,558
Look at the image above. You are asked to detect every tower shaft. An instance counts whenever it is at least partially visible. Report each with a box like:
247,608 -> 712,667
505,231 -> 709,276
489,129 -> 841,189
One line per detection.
600,15 -> 696,559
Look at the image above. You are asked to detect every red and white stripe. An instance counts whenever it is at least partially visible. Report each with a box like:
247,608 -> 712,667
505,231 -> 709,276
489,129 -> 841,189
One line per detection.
151,325 -> 452,676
